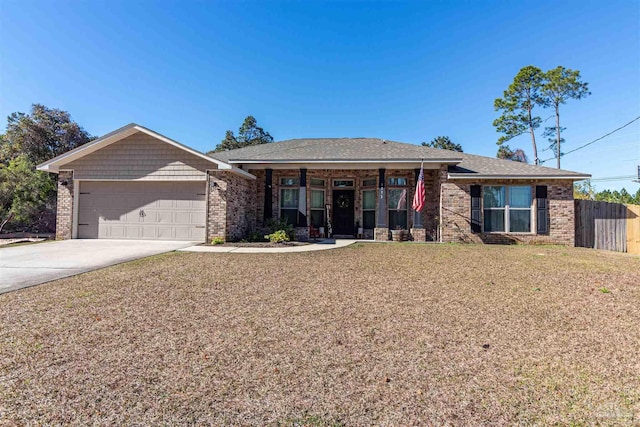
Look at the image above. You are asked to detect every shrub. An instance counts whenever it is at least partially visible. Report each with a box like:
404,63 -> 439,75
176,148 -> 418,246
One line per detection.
266,218 -> 295,240
247,231 -> 267,242
267,230 -> 289,243
211,237 -> 224,245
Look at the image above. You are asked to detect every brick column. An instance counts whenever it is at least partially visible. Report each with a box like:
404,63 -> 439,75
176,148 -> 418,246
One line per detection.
207,171 -> 227,241
55,171 -> 74,240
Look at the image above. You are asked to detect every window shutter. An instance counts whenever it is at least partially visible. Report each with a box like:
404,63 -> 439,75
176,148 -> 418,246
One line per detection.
536,185 -> 548,234
470,185 -> 481,233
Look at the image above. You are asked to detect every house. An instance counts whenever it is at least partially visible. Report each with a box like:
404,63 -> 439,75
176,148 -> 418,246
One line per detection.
37,123 -> 590,245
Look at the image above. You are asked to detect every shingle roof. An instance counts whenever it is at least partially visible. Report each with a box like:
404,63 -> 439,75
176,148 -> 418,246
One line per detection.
450,152 -> 589,178
208,138 -> 590,179
210,138 -> 462,162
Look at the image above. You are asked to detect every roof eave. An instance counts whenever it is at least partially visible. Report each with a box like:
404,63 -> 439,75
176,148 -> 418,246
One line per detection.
227,158 -> 462,164
447,173 -> 591,180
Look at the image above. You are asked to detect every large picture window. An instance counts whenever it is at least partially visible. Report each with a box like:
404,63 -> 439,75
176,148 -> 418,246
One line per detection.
483,186 -> 532,232
362,190 -> 376,229
388,188 -> 408,229
310,190 -> 325,228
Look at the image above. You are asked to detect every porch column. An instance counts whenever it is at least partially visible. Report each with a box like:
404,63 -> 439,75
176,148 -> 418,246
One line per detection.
376,168 -> 386,227
298,168 -> 307,226
263,168 -> 272,224
413,168 -> 423,228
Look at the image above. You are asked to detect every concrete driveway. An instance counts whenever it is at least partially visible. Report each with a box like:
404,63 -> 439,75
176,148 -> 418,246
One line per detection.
0,239 -> 196,294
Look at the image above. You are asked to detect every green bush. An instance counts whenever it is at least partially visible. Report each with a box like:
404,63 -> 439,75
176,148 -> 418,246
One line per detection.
247,231 -> 267,242
267,230 -> 289,243
211,237 -> 225,245
266,218 -> 295,240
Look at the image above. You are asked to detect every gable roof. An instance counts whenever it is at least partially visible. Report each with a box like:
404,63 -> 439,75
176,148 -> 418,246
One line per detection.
36,123 -> 255,179
210,138 -> 590,179
210,138 -> 462,163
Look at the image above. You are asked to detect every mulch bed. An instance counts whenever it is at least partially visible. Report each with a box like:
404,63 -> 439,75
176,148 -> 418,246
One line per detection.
207,241 -> 311,247
1,244 -> 638,425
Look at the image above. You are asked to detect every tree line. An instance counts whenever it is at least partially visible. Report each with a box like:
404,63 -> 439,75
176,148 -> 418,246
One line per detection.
574,180 -> 640,205
0,105 -> 94,233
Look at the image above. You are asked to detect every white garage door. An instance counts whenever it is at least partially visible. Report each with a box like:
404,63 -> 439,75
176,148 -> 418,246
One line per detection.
77,181 -> 206,241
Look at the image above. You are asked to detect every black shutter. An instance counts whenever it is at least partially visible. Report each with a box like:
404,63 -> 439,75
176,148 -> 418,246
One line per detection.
263,169 -> 273,224
470,185 -> 481,233
536,185 -> 549,234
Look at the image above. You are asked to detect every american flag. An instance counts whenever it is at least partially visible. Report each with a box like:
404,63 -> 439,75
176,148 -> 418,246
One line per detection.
412,162 -> 425,212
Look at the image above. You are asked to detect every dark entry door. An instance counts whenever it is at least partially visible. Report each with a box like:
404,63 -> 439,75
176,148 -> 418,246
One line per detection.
332,190 -> 355,236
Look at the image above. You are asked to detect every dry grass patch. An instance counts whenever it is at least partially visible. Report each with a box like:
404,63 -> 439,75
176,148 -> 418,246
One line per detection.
1,244 -> 639,425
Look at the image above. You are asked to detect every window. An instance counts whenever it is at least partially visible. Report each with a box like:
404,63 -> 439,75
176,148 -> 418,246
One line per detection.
388,188 -> 408,229
483,186 -> 532,232
333,179 -> 354,188
310,190 -> 325,228
280,177 -> 299,186
388,177 -> 407,186
280,188 -> 298,225
362,190 -> 376,229
310,178 -> 325,187
362,178 -> 377,187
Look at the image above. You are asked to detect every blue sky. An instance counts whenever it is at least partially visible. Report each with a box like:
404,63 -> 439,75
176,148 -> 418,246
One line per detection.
1,0 -> 638,191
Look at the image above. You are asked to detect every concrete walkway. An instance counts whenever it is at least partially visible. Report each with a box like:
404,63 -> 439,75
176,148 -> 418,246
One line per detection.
179,239 -> 360,253
0,239 -> 196,294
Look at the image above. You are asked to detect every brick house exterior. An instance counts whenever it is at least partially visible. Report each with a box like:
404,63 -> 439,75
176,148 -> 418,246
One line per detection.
38,124 -> 589,245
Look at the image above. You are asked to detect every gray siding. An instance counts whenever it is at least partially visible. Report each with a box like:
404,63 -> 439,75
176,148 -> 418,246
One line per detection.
63,132 -> 213,180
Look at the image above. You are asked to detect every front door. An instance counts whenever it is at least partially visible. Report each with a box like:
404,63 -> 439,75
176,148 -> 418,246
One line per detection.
332,190 -> 355,236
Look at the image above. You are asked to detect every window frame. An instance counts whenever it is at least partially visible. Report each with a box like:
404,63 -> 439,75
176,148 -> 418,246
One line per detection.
388,177 -> 408,187
280,186 -> 299,226
387,187 -> 408,230
333,179 -> 354,188
362,189 -> 376,229
310,189 -> 325,228
362,178 -> 377,188
310,178 -> 325,188
482,185 -> 533,233
280,177 -> 299,187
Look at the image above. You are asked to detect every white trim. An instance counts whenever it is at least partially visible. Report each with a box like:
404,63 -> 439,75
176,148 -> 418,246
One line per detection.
72,179 -> 79,239
231,159 -> 457,171
63,178 -> 208,182
448,173 -> 591,180
36,123 -> 255,180
231,159 -> 460,164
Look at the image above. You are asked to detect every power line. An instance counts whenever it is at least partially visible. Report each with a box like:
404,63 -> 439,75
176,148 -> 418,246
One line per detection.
539,115 -> 640,163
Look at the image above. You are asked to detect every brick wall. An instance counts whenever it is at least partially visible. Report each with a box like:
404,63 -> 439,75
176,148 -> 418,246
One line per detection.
440,177 -> 575,245
55,171 -> 74,240
207,171 -> 256,242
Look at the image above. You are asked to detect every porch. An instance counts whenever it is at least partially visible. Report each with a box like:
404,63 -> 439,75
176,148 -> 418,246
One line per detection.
249,166 -> 444,241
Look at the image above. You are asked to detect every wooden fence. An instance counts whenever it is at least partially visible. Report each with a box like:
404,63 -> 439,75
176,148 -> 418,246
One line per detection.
575,200 -> 640,254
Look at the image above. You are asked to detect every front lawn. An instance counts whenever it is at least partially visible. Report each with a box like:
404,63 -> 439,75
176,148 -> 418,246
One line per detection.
1,244 -> 638,425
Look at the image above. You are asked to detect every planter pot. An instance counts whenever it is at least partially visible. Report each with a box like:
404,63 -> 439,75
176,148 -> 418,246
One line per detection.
390,229 -> 405,242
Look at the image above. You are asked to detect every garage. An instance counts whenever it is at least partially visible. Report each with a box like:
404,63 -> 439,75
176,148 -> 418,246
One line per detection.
77,181 -> 206,241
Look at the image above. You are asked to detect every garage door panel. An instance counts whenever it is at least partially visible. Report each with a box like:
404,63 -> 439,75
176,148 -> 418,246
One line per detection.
142,226 -> 157,239
78,181 -> 206,241
156,198 -> 174,208
191,211 -> 206,223
175,212 -> 193,224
